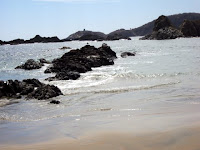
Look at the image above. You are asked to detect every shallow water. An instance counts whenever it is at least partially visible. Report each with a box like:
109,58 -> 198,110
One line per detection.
0,37 -> 200,144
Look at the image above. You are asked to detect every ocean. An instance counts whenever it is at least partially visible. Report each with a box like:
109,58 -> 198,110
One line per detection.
0,37 -> 200,146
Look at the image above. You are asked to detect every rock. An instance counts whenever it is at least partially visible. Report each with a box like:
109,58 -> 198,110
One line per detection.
45,44 -> 117,81
106,29 -> 135,40
153,15 -> 172,31
59,46 -> 71,50
27,84 -> 63,100
0,79 -> 63,100
9,39 -> 25,45
63,30 -> 106,41
15,59 -> 43,70
25,35 -> 61,43
140,15 -> 184,40
121,52 -> 136,58
180,20 -> 200,37
50,100 -> 60,104
39,58 -> 51,64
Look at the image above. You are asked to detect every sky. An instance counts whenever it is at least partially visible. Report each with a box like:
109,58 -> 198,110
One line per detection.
0,0 -> 200,41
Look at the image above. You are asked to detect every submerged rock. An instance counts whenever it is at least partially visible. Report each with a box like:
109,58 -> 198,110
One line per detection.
121,52 -> 136,58
50,100 -> 60,104
59,46 -> 71,50
45,44 -> 117,81
15,59 -> 43,70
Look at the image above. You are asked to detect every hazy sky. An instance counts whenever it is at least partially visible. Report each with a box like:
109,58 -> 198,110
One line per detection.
1,0 -> 200,41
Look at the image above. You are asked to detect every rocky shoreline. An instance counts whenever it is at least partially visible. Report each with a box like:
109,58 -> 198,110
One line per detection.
0,44 -> 118,102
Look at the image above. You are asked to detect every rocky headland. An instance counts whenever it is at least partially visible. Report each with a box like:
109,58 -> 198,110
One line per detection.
140,15 -> 200,40
140,15 -> 184,40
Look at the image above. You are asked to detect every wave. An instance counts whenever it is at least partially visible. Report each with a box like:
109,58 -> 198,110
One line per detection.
62,81 -> 180,95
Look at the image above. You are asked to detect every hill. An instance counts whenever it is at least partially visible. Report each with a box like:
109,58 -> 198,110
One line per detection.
132,13 -> 200,36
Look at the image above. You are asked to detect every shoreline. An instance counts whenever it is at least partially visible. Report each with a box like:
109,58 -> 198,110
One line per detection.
2,124 -> 200,150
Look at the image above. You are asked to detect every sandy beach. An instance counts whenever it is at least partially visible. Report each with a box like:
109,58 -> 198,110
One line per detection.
2,124 -> 200,150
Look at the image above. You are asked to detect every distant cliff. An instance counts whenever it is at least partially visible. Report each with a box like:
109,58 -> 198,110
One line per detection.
132,13 -> 200,36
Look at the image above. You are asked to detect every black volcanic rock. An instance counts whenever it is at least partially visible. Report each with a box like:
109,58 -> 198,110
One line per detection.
180,20 -> 200,37
140,16 -> 184,40
50,100 -> 60,104
121,52 -> 136,58
27,84 -> 62,100
15,59 -> 43,70
44,44 -> 117,81
64,30 -> 106,41
0,79 -> 62,100
106,29 -> 135,40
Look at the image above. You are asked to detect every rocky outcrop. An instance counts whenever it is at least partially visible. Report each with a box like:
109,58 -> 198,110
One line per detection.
0,40 -> 5,45
39,58 -> 51,64
59,46 -> 71,50
106,29 -> 135,40
63,30 -> 107,41
141,27 -> 183,40
180,20 -> 200,37
132,13 -> 200,36
45,44 -> 117,81
50,100 -> 60,104
121,52 -> 136,58
15,58 -> 51,70
25,35 -> 61,43
15,59 -> 44,70
140,15 -> 184,40
0,79 -> 62,100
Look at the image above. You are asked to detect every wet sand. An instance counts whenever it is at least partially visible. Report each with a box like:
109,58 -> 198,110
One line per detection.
2,124 -> 200,150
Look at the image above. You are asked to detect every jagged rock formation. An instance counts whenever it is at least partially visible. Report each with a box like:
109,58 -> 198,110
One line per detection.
0,79 -> 62,100
45,44 -> 117,81
180,20 -> 200,37
132,13 -> 200,36
140,15 -> 184,40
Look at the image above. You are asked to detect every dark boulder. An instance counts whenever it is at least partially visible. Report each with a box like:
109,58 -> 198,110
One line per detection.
59,46 -> 71,50
27,84 -> 63,100
0,79 -> 63,100
50,100 -> 60,104
39,58 -> 51,64
45,44 -> 117,81
180,20 -> 200,37
121,52 -> 136,58
15,59 -> 43,70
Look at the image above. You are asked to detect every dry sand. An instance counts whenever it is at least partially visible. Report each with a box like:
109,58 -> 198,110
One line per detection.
2,125 -> 200,150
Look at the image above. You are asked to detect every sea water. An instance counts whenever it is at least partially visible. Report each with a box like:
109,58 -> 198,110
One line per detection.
0,37 -> 200,144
